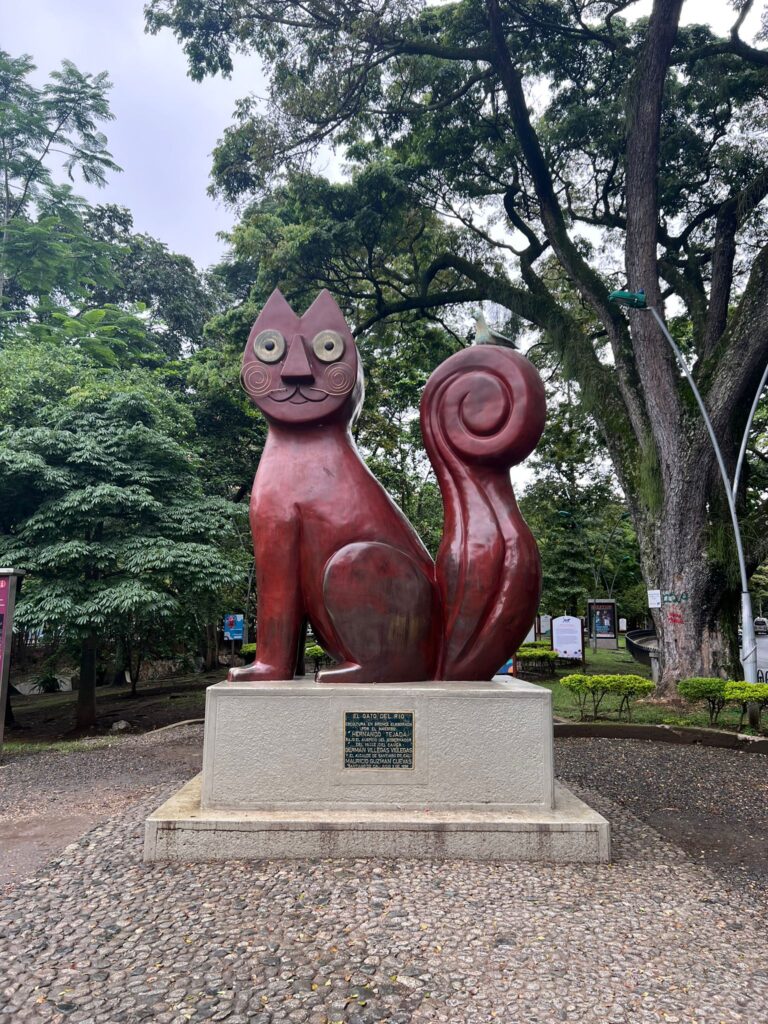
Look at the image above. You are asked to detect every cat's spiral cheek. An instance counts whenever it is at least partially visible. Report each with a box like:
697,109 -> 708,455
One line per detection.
323,364 -> 355,395
242,362 -> 275,398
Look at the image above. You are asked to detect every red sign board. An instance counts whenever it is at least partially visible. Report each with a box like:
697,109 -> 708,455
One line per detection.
0,577 -> 9,669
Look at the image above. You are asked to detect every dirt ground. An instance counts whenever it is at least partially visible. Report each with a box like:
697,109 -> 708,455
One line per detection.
0,729 -> 204,886
5,670 -> 224,740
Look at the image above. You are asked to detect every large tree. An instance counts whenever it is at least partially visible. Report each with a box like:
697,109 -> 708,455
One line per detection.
0,50 -> 118,316
147,0 -> 768,692
0,339 -> 242,729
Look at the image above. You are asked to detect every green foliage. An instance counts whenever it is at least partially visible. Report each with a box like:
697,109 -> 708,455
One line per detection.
723,682 -> 768,732
305,644 -> 324,659
0,50 -> 119,319
32,673 -> 62,694
561,673 -> 654,721
240,642 -> 257,656
677,677 -> 727,726
85,204 -> 221,357
519,389 -> 644,619
516,647 -> 559,661
723,682 -> 768,704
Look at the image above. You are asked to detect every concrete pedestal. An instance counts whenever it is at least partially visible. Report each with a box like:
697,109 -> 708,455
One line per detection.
144,677 -> 609,863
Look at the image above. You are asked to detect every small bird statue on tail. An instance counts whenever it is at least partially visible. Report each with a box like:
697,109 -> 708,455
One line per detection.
473,309 -> 518,348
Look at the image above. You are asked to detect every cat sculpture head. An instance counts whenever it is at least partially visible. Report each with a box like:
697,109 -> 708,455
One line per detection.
241,289 -> 364,427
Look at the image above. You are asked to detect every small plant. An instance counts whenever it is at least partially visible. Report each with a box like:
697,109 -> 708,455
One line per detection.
560,674 -> 592,719
517,646 -> 560,660
723,681 -> 768,731
32,673 -> 61,694
677,677 -> 727,726
240,642 -> 257,664
560,673 -> 653,721
608,675 -> 655,721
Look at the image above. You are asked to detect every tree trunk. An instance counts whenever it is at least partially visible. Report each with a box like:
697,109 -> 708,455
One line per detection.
76,631 -> 98,730
112,636 -> 129,686
203,622 -> 218,671
635,443 -> 740,694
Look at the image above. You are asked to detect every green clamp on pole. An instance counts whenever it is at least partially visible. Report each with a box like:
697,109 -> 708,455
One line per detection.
608,288 -> 647,309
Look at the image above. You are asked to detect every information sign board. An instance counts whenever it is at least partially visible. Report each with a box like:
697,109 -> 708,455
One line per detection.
647,589 -> 662,608
344,711 -> 414,769
552,616 -> 584,660
223,614 -> 244,641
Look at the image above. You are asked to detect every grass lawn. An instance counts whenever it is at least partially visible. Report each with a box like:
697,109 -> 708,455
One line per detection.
534,638 -> 752,732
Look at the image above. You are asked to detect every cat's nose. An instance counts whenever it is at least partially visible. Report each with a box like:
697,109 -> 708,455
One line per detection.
281,335 -> 314,383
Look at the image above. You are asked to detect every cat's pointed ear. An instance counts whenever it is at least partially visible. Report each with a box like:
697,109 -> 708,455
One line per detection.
304,289 -> 353,336
249,288 -> 299,339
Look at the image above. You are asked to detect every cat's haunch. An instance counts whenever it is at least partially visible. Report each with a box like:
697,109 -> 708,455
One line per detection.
229,289 -> 545,684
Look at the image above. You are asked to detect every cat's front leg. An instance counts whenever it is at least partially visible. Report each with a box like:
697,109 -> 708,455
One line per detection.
227,518 -> 303,682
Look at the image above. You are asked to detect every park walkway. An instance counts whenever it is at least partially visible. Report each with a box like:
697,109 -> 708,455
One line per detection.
1,729 -> 767,1023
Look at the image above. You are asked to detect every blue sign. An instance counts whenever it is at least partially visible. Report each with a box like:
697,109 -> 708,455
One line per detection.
223,614 -> 244,641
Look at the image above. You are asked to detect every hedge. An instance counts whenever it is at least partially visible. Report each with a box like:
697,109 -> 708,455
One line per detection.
677,677 -> 726,726
561,673 -> 654,721
724,681 -> 768,731
517,646 -> 560,661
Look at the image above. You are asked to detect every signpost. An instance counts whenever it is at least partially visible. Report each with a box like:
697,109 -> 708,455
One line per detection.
223,613 -> 245,667
223,614 -> 244,641
587,598 -> 618,650
0,569 -> 24,760
552,615 -> 584,661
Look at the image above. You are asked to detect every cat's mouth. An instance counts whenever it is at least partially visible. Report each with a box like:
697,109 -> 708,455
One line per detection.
269,386 -> 329,404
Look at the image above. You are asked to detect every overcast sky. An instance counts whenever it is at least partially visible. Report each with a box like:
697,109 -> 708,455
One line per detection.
2,1 -> 761,271
2,0 -> 264,268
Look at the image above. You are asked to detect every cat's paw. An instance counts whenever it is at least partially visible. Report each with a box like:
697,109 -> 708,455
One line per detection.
227,662 -> 290,682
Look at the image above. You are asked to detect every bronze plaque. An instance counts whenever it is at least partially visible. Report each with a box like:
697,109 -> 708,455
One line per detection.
343,711 -> 414,769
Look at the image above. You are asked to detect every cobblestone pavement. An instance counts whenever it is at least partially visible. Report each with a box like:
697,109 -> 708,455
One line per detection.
556,736 -> 768,894
0,728 -> 203,884
1,731 -> 767,1023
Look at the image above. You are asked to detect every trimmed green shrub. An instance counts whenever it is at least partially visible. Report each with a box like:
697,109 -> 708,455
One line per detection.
560,674 -> 592,718
560,673 -> 654,721
677,677 -> 726,726
517,646 -> 559,660
305,644 -> 324,659
723,681 -> 768,731
240,642 -> 257,664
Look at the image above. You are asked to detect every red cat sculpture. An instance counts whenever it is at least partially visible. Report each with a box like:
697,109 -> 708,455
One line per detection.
228,288 -> 545,684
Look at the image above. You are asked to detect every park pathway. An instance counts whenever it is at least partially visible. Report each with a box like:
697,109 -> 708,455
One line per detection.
1,728 -> 767,1023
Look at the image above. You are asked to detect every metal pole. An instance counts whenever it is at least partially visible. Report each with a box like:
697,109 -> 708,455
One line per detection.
646,306 -> 757,686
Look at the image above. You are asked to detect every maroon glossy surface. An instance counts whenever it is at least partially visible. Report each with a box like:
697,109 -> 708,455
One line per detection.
228,289 -> 545,684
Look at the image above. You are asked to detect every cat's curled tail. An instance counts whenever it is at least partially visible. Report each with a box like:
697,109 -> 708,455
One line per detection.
420,346 -> 546,680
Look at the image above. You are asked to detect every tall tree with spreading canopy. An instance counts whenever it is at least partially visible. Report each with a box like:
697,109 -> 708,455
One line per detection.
147,0 -> 768,692
0,50 -> 118,317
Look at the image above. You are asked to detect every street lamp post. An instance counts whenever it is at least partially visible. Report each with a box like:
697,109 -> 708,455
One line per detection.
609,289 -> 764,692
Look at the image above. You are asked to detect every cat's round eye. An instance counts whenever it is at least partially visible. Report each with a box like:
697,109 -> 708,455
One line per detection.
253,329 -> 285,363
312,330 -> 345,363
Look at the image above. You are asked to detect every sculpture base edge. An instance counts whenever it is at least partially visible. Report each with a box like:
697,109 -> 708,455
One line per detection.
144,677 -> 609,864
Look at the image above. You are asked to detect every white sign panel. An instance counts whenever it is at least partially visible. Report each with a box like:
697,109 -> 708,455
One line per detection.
619,617 -> 627,632
552,616 -> 583,660
540,614 -> 552,634
647,589 -> 662,608
524,623 -> 536,644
